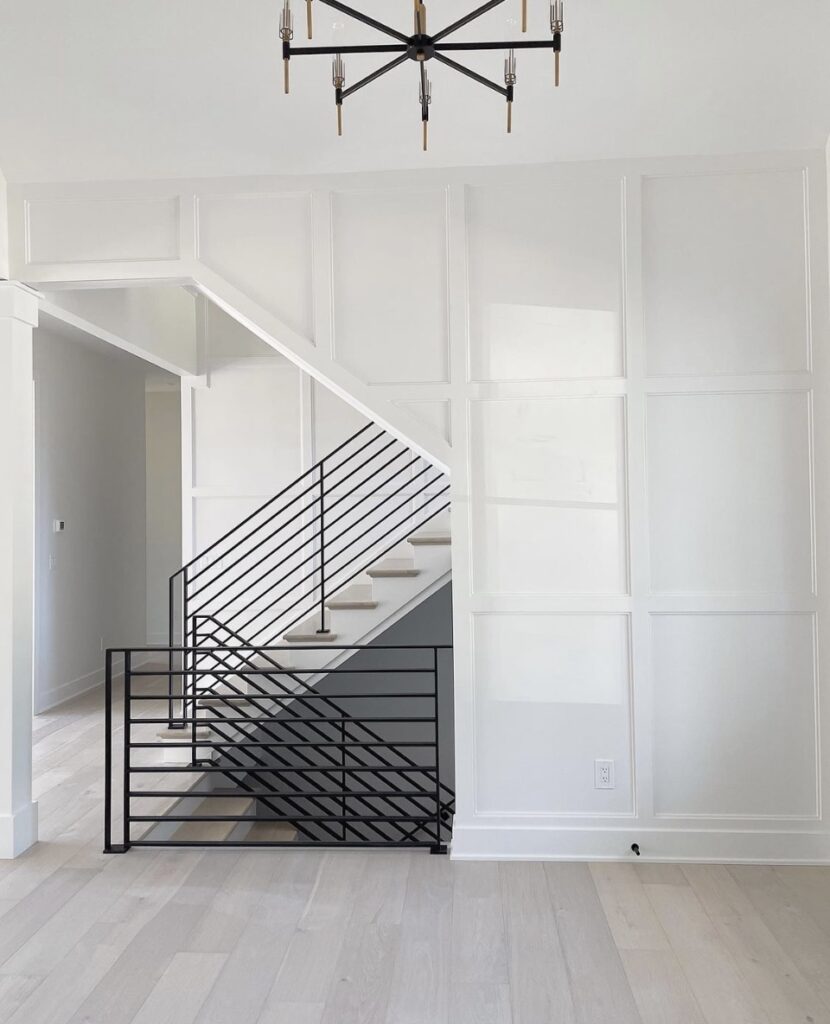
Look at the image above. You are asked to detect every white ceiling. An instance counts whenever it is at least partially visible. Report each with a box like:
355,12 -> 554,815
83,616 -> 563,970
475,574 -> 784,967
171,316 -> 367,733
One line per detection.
0,0 -> 828,183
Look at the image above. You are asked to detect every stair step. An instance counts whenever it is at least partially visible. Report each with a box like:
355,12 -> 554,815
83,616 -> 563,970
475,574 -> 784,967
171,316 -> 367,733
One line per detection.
156,726 -> 212,741
170,796 -> 254,843
244,820 -> 298,843
407,531 -> 451,546
326,583 -> 378,610
283,621 -> 339,643
367,558 -> 420,578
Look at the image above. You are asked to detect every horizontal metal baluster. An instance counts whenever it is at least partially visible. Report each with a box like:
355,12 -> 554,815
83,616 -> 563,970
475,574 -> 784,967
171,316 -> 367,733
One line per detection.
191,636 -> 428,841
204,618 -> 443,835
189,642 -> 407,842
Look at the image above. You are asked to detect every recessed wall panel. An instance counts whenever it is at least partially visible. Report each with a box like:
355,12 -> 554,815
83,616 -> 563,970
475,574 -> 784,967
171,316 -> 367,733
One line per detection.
474,613 -> 633,814
27,197 -> 179,264
193,360 -> 302,493
652,613 -> 817,818
395,400 -> 451,444
331,189 -> 449,384
467,180 -> 623,381
647,391 -> 813,594
198,193 -> 314,339
471,397 -> 627,594
643,170 -> 809,375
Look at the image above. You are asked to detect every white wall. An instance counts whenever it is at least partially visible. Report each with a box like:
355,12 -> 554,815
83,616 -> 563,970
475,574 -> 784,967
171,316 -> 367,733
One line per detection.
8,150 -> 830,860
33,327 -> 148,712
0,165 -> 8,280
145,384 -> 181,644
41,286 -> 198,376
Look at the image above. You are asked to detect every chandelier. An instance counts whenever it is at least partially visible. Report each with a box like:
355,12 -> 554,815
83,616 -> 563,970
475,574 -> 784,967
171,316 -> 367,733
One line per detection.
279,0 -> 565,149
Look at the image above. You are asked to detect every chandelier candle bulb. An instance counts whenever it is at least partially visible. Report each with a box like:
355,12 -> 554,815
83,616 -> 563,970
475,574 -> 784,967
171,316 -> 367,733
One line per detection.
550,0 -> 564,86
280,0 -> 294,93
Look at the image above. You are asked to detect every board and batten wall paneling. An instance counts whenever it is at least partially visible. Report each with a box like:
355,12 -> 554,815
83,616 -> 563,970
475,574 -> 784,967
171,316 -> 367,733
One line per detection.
466,179 -> 624,382
197,193 -> 314,340
452,154 -> 829,859
330,188 -> 450,385
642,170 -> 811,376
26,196 -> 180,264
10,150 -> 829,859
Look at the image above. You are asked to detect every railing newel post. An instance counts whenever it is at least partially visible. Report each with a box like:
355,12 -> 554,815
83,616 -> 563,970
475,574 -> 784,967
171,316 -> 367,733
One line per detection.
104,648 -> 113,852
123,650 -> 132,852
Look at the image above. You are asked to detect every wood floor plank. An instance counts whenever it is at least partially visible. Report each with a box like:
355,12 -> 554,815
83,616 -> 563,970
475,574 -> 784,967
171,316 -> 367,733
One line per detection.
590,862 -> 671,951
319,853 -> 411,1024
730,864 -> 830,1010
645,878 -> 772,1024
683,864 -> 830,1024
262,852 -> 362,1007
195,852 -> 322,1024
449,861 -> 511,1024
65,852 -> 239,1024
546,862 -> 642,1024
130,952 -> 228,1024
5,852 -> 205,1024
620,949 -> 707,1024
499,861 -> 576,1024
385,852 -> 453,1024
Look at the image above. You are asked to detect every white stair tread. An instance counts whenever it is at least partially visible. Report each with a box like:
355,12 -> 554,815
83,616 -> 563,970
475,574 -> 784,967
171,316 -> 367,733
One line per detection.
283,619 -> 339,642
156,726 -> 212,741
327,583 -> 378,610
170,796 -> 254,843
408,531 -> 451,546
244,820 -> 297,843
367,558 -> 420,578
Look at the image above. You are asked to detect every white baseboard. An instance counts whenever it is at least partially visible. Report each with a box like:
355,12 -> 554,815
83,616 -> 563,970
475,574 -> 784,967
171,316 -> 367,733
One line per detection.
35,651 -> 164,714
450,824 -> 830,865
0,801 -> 39,859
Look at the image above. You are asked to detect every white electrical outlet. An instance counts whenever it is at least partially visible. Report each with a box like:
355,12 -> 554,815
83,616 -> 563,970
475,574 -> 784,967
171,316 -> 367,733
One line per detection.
595,759 -> 615,790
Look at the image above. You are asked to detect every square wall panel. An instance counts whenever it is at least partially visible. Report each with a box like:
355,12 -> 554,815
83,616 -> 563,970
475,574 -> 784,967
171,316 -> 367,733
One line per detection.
471,397 -> 627,594
198,193 -> 314,339
331,189 -> 449,384
652,613 -> 817,818
467,180 -> 623,382
193,361 -> 302,493
474,613 -> 633,814
647,392 -> 813,594
643,170 -> 809,375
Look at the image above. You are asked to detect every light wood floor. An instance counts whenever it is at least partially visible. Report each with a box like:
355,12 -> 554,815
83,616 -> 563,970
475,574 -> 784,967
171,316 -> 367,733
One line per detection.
1,687 -> 830,1024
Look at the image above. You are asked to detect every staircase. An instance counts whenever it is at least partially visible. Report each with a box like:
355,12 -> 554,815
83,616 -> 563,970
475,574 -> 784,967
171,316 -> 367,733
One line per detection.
104,423 -> 454,853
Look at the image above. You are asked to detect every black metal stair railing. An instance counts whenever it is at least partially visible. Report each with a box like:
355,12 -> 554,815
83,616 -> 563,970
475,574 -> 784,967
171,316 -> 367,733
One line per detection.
168,423 -> 450,662
107,421 -> 457,853
191,614 -> 455,837
104,643 -> 451,852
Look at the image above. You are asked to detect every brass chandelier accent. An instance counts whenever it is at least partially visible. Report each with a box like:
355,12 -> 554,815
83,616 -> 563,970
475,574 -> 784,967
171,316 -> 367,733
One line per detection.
280,0 -> 565,149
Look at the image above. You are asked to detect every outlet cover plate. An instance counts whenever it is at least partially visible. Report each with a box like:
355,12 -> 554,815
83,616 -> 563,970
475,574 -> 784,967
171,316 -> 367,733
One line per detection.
594,759 -> 615,790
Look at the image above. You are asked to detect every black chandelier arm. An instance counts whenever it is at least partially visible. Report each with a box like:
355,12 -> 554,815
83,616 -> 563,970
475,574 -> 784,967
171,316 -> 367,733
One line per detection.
315,0 -> 410,44
432,0 -> 509,43
435,39 -> 556,52
288,43 -> 407,57
341,54 -> 409,100
432,52 -> 508,98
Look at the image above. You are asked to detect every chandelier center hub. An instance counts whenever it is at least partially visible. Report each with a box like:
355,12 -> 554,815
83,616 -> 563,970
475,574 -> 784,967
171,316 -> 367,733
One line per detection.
407,34 -> 436,62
